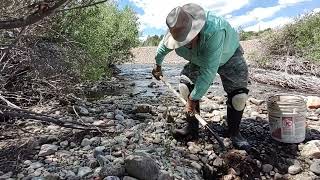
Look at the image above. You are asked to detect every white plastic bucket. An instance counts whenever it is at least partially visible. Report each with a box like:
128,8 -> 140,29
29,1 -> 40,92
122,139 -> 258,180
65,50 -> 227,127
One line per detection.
267,94 -> 307,143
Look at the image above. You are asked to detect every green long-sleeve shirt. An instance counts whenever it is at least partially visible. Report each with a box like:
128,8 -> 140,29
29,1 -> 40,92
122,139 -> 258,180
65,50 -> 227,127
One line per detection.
155,11 -> 240,100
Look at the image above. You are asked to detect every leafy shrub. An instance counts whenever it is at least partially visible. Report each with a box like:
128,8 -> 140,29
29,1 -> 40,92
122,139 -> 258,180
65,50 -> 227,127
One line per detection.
53,3 -> 139,81
263,12 -> 320,63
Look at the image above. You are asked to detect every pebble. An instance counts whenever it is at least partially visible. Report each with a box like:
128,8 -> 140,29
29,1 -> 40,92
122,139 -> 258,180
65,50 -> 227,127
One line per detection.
77,167 -> 92,177
60,140 -> 69,147
190,162 -> 202,171
262,164 -> 273,173
188,142 -> 201,154
288,163 -> 302,175
115,114 -> 125,121
29,162 -> 44,169
38,144 -> 58,156
104,176 -> 121,180
81,138 -> 93,146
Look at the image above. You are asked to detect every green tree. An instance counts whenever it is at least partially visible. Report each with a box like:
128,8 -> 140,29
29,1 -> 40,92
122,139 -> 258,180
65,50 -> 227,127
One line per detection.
53,3 -> 139,80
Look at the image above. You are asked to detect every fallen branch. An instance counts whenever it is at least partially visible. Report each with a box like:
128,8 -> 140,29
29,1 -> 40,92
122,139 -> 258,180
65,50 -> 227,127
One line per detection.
0,104 -> 115,132
0,94 -> 21,109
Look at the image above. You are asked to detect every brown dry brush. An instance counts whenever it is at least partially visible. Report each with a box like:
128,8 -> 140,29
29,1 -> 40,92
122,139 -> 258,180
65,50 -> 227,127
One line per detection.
0,1 -> 110,129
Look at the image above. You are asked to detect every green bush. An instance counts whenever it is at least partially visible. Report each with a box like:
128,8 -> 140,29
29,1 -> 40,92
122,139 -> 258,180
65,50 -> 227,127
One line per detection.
239,28 -> 271,41
141,35 -> 163,46
53,3 -> 139,81
264,12 -> 320,62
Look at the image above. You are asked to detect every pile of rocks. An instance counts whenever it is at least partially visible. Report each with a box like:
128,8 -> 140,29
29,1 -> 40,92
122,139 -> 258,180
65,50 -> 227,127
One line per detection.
1,77 -> 319,180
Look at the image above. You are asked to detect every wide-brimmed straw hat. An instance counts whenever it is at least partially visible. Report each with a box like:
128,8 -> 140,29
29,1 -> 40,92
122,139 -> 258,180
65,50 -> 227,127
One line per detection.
163,3 -> 206,49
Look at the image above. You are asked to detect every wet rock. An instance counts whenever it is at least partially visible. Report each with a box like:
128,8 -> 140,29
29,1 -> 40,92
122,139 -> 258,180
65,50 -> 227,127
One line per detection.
38,144 -> 58,156
78,167 -> 92,177
99,164 -> 126,177
300,140 -> 320,158
310,159 -> 320,175
81,138 -> 93,146
104,176 -> 121,180
125,155 -> 160,180
134,104 -> 153,113
262,164 -> 273,173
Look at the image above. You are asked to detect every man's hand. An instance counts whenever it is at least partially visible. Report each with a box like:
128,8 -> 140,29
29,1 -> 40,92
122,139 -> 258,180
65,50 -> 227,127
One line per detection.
185,96 -> 200,117
152,64 -> 162,80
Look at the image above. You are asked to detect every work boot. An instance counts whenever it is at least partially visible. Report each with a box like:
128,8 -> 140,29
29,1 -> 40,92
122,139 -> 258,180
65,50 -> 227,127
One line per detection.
227,105 -> 251,150
172,102 -> 200,139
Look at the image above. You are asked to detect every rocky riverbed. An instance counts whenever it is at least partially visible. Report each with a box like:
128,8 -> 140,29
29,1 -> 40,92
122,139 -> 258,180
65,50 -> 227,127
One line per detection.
1,63 -> 319,180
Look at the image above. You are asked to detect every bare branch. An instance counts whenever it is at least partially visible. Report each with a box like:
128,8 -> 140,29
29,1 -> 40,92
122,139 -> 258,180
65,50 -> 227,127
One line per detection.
57,0 -> 109,12
0,0 -> 69,29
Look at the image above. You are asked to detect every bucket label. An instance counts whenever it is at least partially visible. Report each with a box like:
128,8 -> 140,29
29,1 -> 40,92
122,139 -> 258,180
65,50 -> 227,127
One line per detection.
282,116 -> 295,137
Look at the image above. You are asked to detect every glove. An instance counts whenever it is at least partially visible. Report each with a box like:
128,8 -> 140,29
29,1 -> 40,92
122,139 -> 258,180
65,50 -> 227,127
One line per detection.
185,96 -> 200,117
152,64 -> 162,80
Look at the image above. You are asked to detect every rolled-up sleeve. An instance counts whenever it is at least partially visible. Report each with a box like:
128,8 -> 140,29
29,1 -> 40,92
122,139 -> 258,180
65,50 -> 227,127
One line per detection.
190,30 -> 226,100
155,39 -> 173,65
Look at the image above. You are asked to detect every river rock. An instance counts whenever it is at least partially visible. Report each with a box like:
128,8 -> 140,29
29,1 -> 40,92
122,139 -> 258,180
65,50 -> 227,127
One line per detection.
188,142 -> 201,154
81,138 -> 93,146
94,146 -> 106,157
38,144 -> 58,156
300,140 -> 320,158
100,164 -> 126,177
104,176 -> 121,180
123,176 -> 138,180
134,104 -> 153,113
29,162 -> 43,169
262,164 -> 273,173
310,159 -> 320,175
125,155 -> 160,180
157,170 -> 174,180
77,167 -> 92,177
191,161 -> 202,171
201,103 -> 219,112
288,163 -> 302,175
79,106 -> 90,115
115,114 -> 125,121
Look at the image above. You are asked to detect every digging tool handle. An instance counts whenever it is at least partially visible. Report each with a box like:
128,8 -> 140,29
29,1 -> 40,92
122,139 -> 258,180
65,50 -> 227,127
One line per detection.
159,76 -> 225,149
